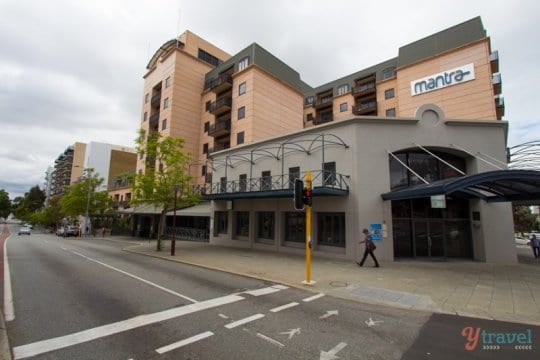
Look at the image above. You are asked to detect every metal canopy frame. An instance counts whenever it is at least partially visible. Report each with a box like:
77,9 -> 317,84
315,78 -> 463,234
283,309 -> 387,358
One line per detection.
381,169 -> 540,203
208,132 -> 350,181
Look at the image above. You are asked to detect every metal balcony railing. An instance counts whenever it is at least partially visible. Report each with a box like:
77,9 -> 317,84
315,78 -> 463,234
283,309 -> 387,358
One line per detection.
195,170 -> 349,198
209,96 -> 232,115
204,73 -> 233,92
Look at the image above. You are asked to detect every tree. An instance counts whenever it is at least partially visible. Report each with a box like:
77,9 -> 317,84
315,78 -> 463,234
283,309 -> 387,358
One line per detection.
132,129 -> 199,250
31,195 -> 65,227
513,206 -> 537,235
0,189 -> 11,218
13,185 -> 45,222
60,168 -> 110,229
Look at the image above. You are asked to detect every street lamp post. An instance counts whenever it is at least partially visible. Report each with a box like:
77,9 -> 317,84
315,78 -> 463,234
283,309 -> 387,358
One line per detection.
171,184 -> 179,256
85,179 -> 91,236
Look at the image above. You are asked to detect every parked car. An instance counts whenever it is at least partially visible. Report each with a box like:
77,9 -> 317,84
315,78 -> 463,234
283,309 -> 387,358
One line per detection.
515,235 -> 528,245
18,226 -> 31,235
65,226 -> 79,237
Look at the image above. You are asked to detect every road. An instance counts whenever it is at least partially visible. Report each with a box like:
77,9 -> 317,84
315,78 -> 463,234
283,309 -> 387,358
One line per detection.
2,225 -> 539,359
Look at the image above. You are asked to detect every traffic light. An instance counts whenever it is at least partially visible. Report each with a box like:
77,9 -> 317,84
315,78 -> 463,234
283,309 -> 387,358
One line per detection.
303,188 -> 312,206
294,179 -> 304,210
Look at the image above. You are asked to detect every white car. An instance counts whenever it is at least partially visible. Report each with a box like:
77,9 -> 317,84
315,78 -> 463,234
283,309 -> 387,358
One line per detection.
18,226 -> 31,235
515,236 -> 528,245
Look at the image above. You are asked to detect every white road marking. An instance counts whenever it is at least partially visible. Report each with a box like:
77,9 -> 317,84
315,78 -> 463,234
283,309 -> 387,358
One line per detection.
320,342 -> 347,360
3,233 -> 15,321
70,250 -> 198,303
12,294 -> 244,359
279,328 -> 301,339
44,240 -> 49,243
270,302 -> 299,313
319,310 -> 338,319
302,293 -> 325,302
155,331 -> 214,354
218,314 -> 229,319
272,284 -> 289,290
60,247 -> 67,251
256,333 -> 285,348
365,318 -> 384,327
224,314 -> 265,329
243,286 -> 281,296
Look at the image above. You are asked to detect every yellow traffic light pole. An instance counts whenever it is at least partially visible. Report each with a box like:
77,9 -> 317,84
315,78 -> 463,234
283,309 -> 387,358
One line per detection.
303,171 -> 315,285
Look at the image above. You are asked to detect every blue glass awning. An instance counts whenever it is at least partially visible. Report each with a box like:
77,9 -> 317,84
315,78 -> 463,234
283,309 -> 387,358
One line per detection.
381,170 -> 540,204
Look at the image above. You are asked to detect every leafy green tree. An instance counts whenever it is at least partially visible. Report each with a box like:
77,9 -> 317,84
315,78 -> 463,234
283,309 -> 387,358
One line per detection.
0,189 -> 11,218
60,168 -> 110,228
513,206 -> 537,235
13,185 -> 45,222
132,129 -> 199,250
31,195 -> 65,227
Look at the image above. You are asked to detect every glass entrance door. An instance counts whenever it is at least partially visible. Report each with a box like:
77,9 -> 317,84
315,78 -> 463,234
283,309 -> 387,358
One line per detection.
413,220 -> 445,258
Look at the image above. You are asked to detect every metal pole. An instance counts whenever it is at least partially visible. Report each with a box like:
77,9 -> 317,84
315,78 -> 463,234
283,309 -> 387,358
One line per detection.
171,185 -> 178,256
303,171 -> 315,285
85,177 -> 91,236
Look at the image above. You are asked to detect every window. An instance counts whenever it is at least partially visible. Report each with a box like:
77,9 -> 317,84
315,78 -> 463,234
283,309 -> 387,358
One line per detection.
238,106 -> 245,120
165,76 -> 171,88
214,211 -> 228,236
204,121 -> 210,132
205,101 -> 211,112
239,82 -> 246,95
305,96 -> 315,105
284,212 -> 305,243
261,171 -> 271,191
220,177 -> 227,193
144,93 -> 149,103
202,165 -> 207,176
381,66 -> 396,80
161,118 -> 167,130
317,213 -> 346,247
143,112 -> 147,121
198,48 -> 221,67
339,103 -> 348,112
203,143 -> 208,154
289,166 -> 300,189
323,161 -> 336,186
163,97 -> 169,109
385,88 -> 395,99
386,108 -> 396,117
237,131 -> 244,145
234,212 -> 249,238
306,113 -> 313,122
337,84 -> 349,95
237,57 -> 249,71
239,174 -> 247,192
257,212 -> 275,240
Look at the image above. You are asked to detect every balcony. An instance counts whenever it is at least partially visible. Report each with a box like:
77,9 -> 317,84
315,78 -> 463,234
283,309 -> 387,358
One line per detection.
197,170 -> 349,200
150,92 -> 161,108
204,73 -> 233,93
208,143 -> 230,154
353,101 -> 377,115
149,112 -> 160,128
490,50 -> 499,73
492,73 -> 502,95
495,95 -> 505,119
352,81 -> 376,97
208,119 -> 231,137
209,96 -> 232,115
314,96 -> 333,110
313,113 -> 334,125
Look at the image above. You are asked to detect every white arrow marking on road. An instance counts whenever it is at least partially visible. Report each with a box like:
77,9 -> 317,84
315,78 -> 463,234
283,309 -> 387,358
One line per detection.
256,333 -> 285,348
365,318 -> 384,327
279,328 -> 301,339
319,310 -> 338,319
320,342 -> 347,360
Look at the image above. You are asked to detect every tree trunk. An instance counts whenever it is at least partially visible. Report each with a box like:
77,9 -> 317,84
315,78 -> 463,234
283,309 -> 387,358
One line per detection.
156,209 -> 168,251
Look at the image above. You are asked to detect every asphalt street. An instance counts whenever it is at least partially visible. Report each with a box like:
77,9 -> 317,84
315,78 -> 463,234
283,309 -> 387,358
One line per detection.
2,225 -> 539,359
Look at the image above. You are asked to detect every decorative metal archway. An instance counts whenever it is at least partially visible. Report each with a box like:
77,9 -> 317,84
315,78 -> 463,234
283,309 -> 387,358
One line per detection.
508,140 -> 540,170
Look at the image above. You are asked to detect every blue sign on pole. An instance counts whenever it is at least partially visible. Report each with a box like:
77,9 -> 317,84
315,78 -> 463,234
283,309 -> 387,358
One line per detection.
370,223 -> 383,241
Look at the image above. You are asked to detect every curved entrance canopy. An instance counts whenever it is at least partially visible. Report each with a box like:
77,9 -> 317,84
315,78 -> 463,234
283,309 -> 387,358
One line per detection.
381,170 -> 540,204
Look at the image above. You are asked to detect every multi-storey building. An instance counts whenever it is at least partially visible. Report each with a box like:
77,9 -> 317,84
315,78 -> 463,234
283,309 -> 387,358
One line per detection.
50,145 -> 75,196
133,17 -> 537,264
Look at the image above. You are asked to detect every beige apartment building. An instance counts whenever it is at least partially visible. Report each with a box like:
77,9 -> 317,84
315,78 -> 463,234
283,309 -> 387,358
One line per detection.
133,17 -> 540,264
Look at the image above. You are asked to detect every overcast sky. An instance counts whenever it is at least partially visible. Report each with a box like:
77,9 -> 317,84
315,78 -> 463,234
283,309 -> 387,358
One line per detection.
1,0 -> 539,199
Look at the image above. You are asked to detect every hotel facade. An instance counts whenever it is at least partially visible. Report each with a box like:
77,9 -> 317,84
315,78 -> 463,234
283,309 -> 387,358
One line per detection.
136,17 -> 539,264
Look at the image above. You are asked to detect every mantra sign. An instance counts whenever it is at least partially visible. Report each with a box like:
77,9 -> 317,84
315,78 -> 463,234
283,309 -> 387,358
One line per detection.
410,63 -> 475,96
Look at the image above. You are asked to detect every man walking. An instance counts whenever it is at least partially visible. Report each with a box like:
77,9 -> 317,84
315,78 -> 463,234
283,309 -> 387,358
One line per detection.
358,228 -> 379,267
530,234 -> 540,259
